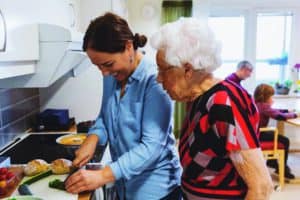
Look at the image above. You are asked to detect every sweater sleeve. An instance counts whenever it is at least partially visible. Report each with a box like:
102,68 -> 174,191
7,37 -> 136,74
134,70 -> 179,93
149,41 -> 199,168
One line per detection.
264,106 -> 297,120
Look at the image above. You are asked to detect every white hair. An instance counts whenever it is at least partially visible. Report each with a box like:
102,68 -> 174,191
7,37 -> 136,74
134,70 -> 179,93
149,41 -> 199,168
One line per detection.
150,17 -> 222,72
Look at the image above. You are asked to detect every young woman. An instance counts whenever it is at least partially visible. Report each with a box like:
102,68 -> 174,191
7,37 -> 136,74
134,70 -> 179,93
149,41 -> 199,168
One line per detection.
64,12 -> 182,200
254,83 -> 297,179
151,18 -> 273,200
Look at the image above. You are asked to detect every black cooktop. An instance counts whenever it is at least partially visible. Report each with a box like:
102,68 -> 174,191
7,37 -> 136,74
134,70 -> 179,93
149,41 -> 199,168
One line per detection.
0,133 -> 74,164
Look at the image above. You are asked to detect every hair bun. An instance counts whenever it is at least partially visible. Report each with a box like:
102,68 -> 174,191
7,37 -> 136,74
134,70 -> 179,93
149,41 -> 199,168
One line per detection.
133,33 -> 147,49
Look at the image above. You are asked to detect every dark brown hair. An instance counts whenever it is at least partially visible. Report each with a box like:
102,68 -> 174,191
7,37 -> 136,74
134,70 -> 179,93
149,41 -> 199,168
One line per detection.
83,12 -> 147,53
254,83 -> 275,103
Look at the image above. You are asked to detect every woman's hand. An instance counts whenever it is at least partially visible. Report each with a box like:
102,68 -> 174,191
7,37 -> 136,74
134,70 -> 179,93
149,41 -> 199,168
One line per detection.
73,134 -> 99,168
65,166 -> 115,194
65,169 -> 102,193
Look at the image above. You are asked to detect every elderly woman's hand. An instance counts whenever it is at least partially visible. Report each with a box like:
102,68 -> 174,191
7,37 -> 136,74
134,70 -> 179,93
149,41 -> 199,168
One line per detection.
230,149 -> 273,200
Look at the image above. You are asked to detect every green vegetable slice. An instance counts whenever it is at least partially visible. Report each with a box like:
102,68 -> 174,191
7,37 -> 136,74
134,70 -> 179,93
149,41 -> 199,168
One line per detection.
22,170 -> 53,185
49,178 -> 66,190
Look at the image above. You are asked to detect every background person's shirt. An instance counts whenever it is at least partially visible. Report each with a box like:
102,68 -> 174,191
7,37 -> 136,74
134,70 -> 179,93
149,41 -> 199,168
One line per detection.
255,102 -> 297,127
226,72 -> 242,85
88,56 -> 182,200
179,80 -> 260,200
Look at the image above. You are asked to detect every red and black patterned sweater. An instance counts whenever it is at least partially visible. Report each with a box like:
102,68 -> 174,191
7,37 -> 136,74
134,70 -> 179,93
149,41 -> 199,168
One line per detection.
180,80 -> 260,200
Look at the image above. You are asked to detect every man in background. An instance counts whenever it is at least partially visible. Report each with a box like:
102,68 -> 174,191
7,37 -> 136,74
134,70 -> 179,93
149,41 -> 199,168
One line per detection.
226,60 -> 254,86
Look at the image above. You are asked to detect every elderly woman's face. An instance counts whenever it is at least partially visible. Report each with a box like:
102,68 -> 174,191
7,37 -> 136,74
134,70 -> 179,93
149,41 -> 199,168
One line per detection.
156,50 -> 189,101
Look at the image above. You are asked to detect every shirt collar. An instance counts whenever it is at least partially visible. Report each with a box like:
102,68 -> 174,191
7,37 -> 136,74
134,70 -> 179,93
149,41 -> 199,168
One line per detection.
128,56 -> 145,83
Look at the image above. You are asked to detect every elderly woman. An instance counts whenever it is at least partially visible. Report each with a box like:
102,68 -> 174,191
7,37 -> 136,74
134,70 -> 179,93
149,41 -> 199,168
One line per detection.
151,18 -> 273,200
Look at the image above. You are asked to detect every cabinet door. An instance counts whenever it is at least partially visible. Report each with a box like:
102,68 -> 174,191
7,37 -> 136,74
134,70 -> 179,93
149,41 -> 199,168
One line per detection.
0,0 -> 80,78
0,8 -> 6,52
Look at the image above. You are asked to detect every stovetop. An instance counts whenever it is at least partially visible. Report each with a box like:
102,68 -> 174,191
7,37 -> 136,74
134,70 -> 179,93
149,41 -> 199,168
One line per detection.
0,133 -> 21,150
0,133 -> 74,164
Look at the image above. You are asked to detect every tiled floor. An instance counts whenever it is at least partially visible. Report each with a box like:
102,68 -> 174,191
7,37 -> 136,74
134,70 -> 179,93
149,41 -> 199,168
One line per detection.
270,153 -> 300,199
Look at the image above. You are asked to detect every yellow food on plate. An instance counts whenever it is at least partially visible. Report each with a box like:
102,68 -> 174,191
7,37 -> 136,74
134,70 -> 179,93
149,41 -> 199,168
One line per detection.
51,158 -> 72,174
24,159 -> 50,176
56,134 -> 87,146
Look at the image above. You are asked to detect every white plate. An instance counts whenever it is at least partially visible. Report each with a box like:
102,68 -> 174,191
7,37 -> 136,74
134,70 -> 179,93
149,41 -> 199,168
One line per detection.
4,195 -> 43,200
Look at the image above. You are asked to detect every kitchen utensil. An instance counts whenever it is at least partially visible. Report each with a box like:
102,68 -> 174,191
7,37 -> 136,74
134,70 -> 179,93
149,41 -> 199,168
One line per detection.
18,170 -> 53,195
56,134 -> 87,160
63,166 -> 80,184
56,134 -> 87,146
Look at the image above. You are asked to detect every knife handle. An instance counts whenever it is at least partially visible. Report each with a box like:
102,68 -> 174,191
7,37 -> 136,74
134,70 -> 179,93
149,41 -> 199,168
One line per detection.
18,184 -> 33,195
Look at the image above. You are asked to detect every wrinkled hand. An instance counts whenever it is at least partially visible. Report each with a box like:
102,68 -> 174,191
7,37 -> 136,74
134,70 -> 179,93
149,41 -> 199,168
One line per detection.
73,134 -> 99,168
65,169 -> 104,194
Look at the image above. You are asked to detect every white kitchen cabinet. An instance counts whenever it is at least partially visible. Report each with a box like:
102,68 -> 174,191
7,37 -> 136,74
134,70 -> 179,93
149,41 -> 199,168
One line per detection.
0,0 -> 81,79
0,8 -> 6,52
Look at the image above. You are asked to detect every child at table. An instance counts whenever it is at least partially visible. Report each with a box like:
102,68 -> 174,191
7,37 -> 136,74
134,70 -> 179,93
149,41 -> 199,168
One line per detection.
254,83 -> 298,179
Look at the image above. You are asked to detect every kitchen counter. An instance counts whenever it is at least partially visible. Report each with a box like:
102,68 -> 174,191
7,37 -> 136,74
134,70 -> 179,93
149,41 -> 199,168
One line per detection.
0,133 -> 108,200
0,166 -> 93,200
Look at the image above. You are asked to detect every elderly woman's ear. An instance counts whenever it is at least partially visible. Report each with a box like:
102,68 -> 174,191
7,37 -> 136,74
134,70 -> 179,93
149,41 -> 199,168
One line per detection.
183,63 -> 194,79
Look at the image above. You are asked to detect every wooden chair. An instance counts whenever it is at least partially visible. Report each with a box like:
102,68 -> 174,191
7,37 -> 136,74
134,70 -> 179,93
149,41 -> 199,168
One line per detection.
259,127 -> 285,190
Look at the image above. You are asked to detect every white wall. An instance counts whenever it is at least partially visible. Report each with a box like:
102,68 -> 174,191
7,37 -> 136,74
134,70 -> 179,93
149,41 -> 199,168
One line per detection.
127,0 -> 162,60
78,0 -> 112,31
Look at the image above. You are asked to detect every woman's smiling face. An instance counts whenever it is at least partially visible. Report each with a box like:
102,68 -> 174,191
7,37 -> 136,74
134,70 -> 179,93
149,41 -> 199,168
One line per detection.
87,48 -> 132,82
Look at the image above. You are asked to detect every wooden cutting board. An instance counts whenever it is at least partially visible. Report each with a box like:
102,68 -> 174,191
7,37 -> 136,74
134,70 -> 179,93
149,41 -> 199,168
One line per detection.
12,174 -> 78,200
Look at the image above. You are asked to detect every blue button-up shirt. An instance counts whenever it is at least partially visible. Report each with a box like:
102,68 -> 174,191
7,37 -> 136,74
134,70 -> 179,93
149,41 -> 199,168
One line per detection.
88,56 -> 182,199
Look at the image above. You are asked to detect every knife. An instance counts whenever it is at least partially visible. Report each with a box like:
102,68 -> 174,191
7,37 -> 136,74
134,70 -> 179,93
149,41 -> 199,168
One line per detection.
64,166 -> 80,184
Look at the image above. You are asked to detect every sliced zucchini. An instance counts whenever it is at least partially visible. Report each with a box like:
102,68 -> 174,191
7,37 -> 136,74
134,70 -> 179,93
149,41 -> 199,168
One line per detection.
49,178 -> 65,191
22,170 -> 53,185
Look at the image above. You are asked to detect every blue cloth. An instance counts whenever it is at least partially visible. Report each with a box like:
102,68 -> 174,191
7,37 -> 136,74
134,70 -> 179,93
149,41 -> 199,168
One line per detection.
88,56 -> 182,200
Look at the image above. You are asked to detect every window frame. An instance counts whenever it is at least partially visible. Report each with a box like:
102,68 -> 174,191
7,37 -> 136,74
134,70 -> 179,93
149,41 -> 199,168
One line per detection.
208,7 -> 297,93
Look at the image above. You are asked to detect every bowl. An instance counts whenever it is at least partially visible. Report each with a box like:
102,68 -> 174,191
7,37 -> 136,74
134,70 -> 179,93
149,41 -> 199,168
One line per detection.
56,134 -> 106,162
56,134 -> 87,159
0,168 -> 19,196
4,196 -> 43,200
56,133 -> 87,146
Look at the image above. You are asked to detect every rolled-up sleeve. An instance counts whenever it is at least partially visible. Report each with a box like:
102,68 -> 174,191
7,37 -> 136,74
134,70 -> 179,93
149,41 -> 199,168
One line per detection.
88,116 -> 108,146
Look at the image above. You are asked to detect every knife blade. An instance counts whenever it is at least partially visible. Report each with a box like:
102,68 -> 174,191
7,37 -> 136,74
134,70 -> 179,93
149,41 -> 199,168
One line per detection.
64,166 -> 80,184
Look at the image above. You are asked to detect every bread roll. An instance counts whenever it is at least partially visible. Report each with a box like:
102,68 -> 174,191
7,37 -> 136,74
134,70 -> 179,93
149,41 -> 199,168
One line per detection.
51,158 -> 72,174
24,159 -> 50,176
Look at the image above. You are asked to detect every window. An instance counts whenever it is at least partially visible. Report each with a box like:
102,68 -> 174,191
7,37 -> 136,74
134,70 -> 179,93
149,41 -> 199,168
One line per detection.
255,13 -> 292,83
208,15 -> 245,79
208,10 -> 294,91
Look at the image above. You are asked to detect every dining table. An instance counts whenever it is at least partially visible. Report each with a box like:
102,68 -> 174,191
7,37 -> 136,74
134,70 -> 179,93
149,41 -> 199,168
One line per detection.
272,96 -> 300,184
275,119 -> 300,184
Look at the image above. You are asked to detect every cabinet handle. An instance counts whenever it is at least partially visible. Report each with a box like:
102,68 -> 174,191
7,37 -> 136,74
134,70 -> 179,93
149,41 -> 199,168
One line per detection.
0,8 -> 7,52
69,3 -> 76,28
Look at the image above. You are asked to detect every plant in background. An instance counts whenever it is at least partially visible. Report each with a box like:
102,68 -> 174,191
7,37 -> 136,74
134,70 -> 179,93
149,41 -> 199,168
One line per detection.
294,63 -> 300,79
274,79 -> 293,95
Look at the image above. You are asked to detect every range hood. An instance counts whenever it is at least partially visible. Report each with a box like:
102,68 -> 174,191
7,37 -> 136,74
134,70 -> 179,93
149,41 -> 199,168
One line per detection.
0,23 -> 91,88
